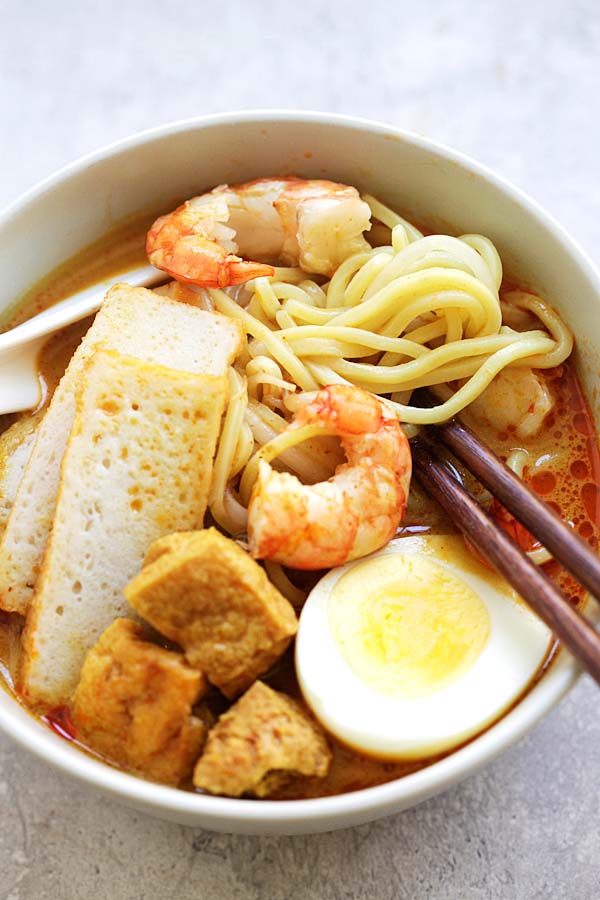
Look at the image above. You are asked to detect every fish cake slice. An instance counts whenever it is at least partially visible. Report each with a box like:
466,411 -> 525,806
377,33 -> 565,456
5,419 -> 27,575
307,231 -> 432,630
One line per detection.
0,283 -> 243,615
21,349 -> 228,706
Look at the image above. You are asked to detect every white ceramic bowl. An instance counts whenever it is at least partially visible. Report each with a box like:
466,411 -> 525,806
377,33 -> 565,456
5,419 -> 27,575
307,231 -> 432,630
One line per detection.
1,111 -> 599,835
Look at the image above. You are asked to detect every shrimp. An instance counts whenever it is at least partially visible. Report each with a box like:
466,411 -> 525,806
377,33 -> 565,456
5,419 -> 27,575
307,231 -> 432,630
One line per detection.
146,177 -> 373,288
465,367 -> 554,440
247,384 -> 412,569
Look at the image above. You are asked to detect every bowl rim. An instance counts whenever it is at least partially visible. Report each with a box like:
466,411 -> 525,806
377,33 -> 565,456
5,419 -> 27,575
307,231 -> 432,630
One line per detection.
0,109 -> 597,829
0,652 -> 578,826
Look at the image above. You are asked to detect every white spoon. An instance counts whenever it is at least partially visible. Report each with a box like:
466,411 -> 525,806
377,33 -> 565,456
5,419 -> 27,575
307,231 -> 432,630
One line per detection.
0,265 -> 165,415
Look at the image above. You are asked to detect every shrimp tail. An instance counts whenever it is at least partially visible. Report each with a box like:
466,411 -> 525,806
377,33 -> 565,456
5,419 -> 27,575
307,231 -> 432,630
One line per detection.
147,233 -> 274,288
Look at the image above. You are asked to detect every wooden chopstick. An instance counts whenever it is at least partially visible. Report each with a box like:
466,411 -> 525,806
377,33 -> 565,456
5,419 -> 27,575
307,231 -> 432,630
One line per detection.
417,389 -> 600,604
412,441 -> 600,686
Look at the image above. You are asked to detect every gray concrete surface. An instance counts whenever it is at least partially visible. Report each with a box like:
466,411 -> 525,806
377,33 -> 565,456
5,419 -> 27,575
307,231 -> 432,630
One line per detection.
1,0 -> 600,897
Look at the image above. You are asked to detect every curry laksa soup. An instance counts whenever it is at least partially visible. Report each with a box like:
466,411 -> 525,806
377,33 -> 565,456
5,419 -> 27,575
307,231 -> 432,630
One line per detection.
0,178 -> 598,800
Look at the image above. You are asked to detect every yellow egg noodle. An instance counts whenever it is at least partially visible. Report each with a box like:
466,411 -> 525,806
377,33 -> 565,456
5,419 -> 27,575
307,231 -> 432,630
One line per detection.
504,448 -> 553,567
197,197 -> 572,550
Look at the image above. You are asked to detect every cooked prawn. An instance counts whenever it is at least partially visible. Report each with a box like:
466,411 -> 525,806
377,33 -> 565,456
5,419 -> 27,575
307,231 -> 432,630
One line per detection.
146,177 -> 373,288
247,384 -> 411,569
465,366 -> 554,440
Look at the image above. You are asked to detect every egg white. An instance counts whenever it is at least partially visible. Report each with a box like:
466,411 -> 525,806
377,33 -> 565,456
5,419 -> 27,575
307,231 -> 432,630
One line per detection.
295,535 -> 552,758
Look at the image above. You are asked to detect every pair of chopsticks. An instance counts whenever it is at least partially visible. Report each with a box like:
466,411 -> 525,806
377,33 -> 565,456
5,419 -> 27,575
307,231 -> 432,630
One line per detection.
412,390 -> 600,686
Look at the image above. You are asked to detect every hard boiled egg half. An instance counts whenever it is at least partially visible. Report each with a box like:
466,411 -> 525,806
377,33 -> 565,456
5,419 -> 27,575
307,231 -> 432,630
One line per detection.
295,535 -> 552,758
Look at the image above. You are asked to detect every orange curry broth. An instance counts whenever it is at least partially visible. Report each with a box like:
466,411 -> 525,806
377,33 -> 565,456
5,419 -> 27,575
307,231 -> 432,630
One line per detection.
1,223 -> 600,800
464,360 -> 600,607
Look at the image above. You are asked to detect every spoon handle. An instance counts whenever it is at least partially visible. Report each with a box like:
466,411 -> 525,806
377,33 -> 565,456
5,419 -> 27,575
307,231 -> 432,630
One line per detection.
0,265 -> 164,355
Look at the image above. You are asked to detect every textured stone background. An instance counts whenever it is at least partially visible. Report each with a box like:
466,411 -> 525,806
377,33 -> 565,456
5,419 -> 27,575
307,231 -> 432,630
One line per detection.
1,1 -> 600,897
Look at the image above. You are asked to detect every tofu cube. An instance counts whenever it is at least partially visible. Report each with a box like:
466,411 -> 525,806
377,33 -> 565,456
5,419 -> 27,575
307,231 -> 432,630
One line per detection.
125,528 -> 298,698
72,618 -> 207,785
193,681 -> 331,797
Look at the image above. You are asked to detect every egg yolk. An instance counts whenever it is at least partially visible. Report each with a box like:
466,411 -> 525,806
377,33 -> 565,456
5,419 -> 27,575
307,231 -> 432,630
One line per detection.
328,553 -> 490,699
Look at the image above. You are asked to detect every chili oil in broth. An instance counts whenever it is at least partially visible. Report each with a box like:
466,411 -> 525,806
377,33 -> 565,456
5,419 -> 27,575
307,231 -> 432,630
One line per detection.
1,219 -> 599,801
